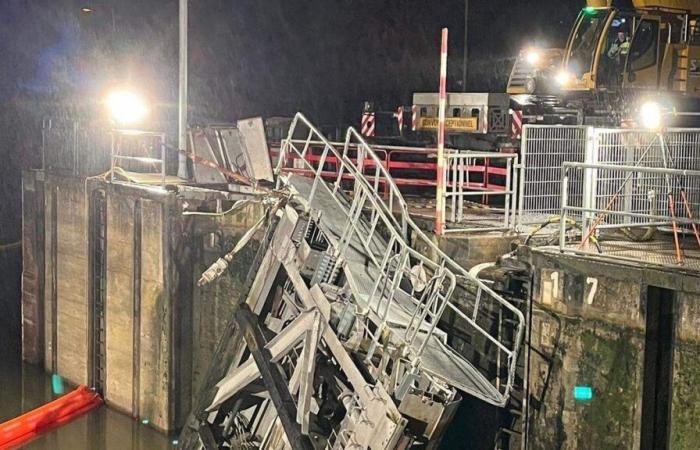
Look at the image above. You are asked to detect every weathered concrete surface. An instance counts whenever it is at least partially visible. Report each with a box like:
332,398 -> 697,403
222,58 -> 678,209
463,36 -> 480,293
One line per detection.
25,170 -> 263,433
104,194 -> 136,414
137,199 -> 170,429
525,247 -> 700,450
671,292 -> 700,449
21,170 -> 45,365
528,312 -> 644,449
190,201 -> 263,406
413,231 -> 519,270
42,175 -> 89,386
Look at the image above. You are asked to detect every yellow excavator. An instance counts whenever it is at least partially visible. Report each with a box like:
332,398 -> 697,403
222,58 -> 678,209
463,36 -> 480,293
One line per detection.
507,0 -> 700,126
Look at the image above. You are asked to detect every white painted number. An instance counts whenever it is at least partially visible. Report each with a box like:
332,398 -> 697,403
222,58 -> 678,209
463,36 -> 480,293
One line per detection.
585,277 -> 598,305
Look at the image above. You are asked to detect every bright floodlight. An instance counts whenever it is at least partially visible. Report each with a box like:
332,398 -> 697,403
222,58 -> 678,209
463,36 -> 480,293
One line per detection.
106,90 -> 149,126
525,49 -> 541,66
640,101 -> 662,130
555,70 -> 572,86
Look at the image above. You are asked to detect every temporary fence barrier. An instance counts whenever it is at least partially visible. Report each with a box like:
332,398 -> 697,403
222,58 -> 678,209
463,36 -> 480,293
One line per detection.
517,125 -> 589,227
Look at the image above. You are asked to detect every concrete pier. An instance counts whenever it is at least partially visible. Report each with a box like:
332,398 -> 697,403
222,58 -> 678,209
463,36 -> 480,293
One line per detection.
21,170 -> 263,432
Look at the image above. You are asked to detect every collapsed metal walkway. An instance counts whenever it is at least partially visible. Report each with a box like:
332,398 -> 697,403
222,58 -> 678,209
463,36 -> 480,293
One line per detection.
180,114 -> 525,449
279,114 -> 524,405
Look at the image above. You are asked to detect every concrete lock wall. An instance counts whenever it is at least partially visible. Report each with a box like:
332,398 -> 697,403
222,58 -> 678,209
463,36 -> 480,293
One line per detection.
103,194 -> 171,429
43,175 -> 90,385
189,202 -> 264,406
672,292 -> 700,448
527,250 -> 700,449
21,170 -> 45,365
34,175 -> 177,430
25,171 -> 264,432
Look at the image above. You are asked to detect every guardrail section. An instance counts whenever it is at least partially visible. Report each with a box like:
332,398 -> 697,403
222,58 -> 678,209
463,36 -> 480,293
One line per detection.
560,162 -> 700,266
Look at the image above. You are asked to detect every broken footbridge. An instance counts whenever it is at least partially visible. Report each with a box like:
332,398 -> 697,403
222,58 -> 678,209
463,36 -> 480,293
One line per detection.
178,114 -> 526,449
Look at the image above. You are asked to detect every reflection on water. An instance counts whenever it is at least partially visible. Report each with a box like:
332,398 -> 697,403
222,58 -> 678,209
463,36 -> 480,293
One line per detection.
0,325 -> 174,449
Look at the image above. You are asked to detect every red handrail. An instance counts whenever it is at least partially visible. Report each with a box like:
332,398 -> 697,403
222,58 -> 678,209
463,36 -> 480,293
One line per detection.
272,143 -> 508,201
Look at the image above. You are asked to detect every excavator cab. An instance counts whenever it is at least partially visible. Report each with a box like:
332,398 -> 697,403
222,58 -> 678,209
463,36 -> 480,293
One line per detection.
562,6 -> 639,91
622,11 -> 699,96
510,2 -> 700,126
562,4 -> 700,97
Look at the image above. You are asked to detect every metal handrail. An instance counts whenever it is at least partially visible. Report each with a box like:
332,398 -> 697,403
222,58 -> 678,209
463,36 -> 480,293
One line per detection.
559,161 -> 700,254
275,112 -> 525,405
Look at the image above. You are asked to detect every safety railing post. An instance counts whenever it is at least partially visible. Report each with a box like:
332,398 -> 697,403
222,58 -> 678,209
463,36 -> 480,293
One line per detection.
560,167 -> 569,253
582,127 -> 598,249
434,28 -> 448,236
516,126 -> 528,230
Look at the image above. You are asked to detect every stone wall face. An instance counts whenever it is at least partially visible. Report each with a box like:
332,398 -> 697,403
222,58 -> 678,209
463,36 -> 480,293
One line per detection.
526,250 -> 700,450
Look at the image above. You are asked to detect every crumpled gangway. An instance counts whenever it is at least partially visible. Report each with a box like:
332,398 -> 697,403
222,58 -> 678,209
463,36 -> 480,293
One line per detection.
276,113 -> 524,406
184,114 -> 525,450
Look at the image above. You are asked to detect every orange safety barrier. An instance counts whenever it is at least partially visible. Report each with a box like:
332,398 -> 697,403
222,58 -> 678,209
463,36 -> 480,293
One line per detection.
0,385 -> 103,449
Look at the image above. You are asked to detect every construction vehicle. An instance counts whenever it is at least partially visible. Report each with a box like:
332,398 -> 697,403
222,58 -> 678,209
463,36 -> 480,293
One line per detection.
508,0 -> 700,126
361,93 -> 515,152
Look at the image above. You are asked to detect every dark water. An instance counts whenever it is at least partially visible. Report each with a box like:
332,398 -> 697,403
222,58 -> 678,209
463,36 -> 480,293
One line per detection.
0,248 -> 174,450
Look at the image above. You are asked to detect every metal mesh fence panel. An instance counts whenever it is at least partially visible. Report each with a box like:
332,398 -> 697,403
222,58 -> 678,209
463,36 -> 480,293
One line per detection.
518,125 -> 588,226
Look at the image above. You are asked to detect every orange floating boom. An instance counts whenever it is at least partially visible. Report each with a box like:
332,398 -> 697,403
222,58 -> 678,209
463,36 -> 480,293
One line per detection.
0,385 -> 103,449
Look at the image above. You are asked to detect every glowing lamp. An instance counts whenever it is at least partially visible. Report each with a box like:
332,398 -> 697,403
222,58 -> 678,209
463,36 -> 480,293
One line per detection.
555,70 -> 572,86
640,101 -> 663,130
106,89 -> 149,126
525,48 -> 541,66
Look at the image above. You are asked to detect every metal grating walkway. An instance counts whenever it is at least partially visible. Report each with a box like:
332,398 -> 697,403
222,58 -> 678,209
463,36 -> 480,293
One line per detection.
288,174 -> 500,401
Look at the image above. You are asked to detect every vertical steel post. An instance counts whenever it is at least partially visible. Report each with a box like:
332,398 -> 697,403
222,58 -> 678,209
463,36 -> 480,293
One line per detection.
516,126 -> 528,230
435,28 -> 448,235
581,127 -> 596,243
462,0 -> 468,91
560,168 -> 569,253
177,0 -> 188,179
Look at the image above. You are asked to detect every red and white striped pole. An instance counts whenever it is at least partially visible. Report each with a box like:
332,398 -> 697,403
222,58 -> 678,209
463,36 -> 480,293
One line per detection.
435,28 -> 448,235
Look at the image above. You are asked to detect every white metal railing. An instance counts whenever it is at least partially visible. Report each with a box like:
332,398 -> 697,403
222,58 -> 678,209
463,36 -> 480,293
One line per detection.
275,113 -> 525,406
443,151 -> 518,233
109,130 -> 167,186
560,162 -> 700,264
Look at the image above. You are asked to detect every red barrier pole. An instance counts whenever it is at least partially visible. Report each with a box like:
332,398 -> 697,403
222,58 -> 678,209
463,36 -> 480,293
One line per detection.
435,28 -> 448,235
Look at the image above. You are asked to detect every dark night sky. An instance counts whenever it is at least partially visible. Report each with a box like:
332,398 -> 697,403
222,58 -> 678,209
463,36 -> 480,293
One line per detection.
0,0 -> 581,253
